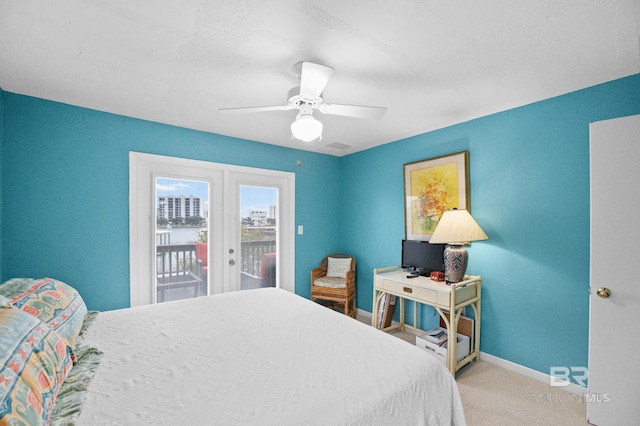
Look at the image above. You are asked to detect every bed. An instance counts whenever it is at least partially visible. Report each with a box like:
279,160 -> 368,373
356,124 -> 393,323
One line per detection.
1,278 -> 466,425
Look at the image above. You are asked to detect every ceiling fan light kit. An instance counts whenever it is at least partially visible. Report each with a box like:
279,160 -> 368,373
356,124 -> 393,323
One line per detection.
219,61 -> 387,143
291,113 -> 323,142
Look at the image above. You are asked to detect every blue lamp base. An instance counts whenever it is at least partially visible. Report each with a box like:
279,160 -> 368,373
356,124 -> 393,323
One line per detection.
444,244 -> 468,284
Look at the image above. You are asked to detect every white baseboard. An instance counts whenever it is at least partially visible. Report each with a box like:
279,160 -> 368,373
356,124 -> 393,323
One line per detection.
356,308 -> 371,322
479,351 -> 587,396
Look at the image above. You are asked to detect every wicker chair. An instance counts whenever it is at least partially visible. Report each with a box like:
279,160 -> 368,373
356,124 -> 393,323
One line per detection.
311,254 -> 356,318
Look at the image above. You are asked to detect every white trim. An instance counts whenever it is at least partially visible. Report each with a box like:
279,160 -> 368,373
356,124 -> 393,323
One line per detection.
356,308 -> 372,323
479,351 -> 587,396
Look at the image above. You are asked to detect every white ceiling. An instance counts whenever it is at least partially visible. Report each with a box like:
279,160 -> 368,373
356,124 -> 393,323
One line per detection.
1,1 -> 639,156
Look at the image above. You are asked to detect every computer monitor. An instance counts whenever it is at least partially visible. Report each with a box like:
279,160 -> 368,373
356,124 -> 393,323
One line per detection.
401,239 -> 445,276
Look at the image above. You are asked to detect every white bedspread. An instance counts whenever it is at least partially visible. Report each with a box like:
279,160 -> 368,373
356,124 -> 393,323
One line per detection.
77,288 -> 465,425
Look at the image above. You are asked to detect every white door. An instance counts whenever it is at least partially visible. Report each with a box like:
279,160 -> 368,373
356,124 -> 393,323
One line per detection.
226,172 -> 295,293
130,153 -> 295,306
588,114 -> 640,425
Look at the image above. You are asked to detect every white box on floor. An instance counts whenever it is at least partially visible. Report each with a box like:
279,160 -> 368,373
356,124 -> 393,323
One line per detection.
416,328 -> 470,364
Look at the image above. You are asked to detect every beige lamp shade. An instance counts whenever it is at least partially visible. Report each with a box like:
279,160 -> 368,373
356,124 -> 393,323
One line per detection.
429,209 -> 488,283
429,209 -> 489,244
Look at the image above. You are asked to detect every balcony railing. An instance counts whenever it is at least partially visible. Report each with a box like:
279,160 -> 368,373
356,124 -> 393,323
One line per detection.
240,240 -> 276,275
156,244 -> 199,278
156,240 -> 276,278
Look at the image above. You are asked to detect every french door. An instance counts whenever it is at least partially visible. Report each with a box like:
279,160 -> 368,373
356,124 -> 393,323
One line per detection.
129,152 -> 294,307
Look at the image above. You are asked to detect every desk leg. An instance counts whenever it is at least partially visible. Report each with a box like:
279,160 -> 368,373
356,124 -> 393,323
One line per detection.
413,300 -> 417,330
433,306 -> 457,375
399,296 -> 405,332
450,309 -> 463,375
469,300 -> 481,361
474,281 -> 481,361
371,289 -> 378,327
372,289 -> 385,328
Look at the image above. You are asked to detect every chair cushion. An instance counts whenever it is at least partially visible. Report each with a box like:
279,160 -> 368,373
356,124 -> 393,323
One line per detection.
259,253 -> 276,278
196,243 -> 208,267
326,257 -> 352,278
313,276 -> 347,289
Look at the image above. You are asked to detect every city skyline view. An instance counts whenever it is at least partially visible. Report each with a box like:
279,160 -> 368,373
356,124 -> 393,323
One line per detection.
156,177 -> 276,218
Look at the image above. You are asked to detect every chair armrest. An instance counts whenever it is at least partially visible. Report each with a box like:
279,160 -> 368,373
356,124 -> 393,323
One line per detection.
241,271 -> 264,290
345,270 -> 356,288
311,267 -> 327,284
196,259 -> 204,278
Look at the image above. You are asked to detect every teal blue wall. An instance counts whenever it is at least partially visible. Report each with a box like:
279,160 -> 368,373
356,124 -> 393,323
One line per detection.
0,88 -> 4,280
1,93 -> 341,310
342,73 -> 640,376
1,74 -> 639,378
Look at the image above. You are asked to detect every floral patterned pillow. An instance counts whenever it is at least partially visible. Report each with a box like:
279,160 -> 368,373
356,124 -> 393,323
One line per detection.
1,278 -> 87,348
0,304 -> 73,425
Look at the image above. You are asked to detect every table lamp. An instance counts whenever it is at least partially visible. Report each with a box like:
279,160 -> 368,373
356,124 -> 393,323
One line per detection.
429,209 -> 488,284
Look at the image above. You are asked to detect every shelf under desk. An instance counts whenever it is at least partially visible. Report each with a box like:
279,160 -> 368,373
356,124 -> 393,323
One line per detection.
372,266 -> 481,376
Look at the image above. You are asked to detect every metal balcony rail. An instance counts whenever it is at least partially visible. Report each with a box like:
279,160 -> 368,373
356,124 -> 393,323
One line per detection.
156,240 -> 276,278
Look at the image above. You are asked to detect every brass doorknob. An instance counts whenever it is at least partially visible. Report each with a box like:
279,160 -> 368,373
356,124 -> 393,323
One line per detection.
596,287 -> 611,298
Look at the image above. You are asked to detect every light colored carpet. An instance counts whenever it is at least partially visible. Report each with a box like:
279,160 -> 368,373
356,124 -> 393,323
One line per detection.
356,312 -> 588,425
456,360 -> 587,426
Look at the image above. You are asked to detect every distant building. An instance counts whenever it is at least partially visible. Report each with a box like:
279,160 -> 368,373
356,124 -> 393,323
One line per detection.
249,209 -> 268,225
158,195 -> 202,220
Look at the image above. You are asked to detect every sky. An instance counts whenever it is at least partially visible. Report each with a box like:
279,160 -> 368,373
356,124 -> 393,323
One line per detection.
156,178 -> 276,218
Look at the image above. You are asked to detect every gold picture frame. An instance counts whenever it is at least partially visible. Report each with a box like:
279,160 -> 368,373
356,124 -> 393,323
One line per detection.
404,151 -> 469,241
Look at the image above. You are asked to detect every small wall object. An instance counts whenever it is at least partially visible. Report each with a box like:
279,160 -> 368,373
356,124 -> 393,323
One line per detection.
430,271 -> 445,282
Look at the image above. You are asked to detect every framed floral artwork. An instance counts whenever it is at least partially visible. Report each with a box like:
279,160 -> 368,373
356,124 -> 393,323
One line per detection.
403,151 -> 469,241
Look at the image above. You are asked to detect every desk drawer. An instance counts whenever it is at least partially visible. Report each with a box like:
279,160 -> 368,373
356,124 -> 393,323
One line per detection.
382,279 -> 437,303
454,284 -> 477,304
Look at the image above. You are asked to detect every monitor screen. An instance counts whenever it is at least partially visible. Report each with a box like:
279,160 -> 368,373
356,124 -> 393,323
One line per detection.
401,240 -> 445,276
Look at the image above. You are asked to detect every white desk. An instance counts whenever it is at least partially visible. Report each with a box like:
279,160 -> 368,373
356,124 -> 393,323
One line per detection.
372,266 -> 481,375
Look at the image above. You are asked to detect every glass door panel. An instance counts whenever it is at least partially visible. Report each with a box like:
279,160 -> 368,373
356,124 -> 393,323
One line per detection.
155,177 -> 210,303
238,185 -> 278,290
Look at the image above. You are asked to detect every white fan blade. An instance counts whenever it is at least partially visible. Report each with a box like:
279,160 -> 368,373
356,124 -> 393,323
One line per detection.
317,103 -> 387,120
218,105 -> 295,114
299,62 -> 334,100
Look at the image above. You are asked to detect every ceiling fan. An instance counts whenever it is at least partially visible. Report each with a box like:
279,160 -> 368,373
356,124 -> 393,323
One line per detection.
218,61 -> 387,142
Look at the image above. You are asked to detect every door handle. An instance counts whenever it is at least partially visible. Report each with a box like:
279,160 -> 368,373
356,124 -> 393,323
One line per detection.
596,287 -> 611,298
229,259 -> 235,265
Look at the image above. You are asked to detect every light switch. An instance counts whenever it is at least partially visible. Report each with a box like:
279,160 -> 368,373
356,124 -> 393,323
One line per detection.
298,225 -> 304,235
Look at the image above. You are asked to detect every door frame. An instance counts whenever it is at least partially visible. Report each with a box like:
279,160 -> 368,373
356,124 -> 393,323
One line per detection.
129,152 -> 295,307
